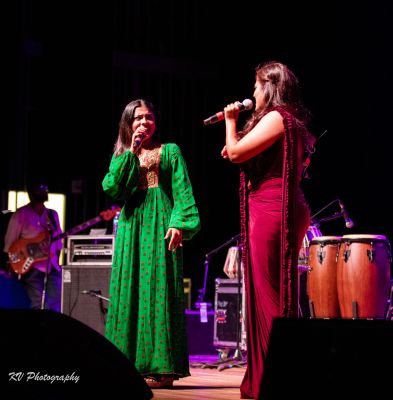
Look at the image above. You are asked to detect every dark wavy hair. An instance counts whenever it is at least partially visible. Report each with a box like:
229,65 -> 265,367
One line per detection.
113,99 -> 157,156
241,61 -> 311,134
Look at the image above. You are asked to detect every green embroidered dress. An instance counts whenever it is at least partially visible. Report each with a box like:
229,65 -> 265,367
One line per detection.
102,143 -> 200,378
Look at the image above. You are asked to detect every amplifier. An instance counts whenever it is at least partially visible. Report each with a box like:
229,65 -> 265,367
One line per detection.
61,264 -> 112,335
213,278 -> 247,351
66,235 -> 115,265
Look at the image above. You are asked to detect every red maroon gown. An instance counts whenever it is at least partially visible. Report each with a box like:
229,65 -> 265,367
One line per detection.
239,107 -> 311,399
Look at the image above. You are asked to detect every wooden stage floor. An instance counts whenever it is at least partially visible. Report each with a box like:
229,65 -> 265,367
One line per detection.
151,355 -> 246,400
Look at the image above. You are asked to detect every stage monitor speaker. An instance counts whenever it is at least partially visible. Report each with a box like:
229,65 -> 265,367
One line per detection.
0,309 -> 153,398
260,317 -> 393,399
61,264 -> 111,335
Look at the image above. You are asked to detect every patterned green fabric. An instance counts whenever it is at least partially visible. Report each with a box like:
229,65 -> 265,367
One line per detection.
102,143 -> 200,378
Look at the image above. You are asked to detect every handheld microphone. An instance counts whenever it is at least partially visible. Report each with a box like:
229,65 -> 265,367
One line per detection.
133,134 -> 145,148
203,99 -> 253,125
338,200 -> 354,228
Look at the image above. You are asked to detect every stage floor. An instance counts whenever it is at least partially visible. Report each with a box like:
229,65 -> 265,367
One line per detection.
152,355 -> 246,400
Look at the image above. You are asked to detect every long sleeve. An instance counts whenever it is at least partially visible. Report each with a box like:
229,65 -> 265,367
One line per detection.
102,151 -> 140,201
168,144 -> 201,240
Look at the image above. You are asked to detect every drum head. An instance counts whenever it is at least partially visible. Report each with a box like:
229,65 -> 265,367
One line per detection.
310,236 -> 342,245
341,234 -> 388,243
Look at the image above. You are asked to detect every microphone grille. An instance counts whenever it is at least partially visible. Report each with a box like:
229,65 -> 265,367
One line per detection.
242,99 -> 253,110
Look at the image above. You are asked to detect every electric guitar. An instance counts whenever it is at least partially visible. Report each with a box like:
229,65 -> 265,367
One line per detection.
7,208 -> 120,276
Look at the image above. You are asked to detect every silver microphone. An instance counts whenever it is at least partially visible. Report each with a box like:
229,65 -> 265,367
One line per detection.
339,200 -> 354,228
203,99 -> 254,125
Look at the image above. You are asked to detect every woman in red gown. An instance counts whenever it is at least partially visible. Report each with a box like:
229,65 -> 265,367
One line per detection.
221,61 -> 315,399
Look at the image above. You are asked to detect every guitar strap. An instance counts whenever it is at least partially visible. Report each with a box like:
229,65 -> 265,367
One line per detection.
47,209 -> 58,231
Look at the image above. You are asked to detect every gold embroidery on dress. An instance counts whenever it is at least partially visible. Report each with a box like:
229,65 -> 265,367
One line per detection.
137,145 -> 162,189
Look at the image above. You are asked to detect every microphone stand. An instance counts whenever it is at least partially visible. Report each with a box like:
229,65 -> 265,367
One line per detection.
315,213 -> 343,225
310,198 -> 346,224
82,290 -> 110,322
233,244 -> 244,361
195,234 -> 240,310
85,290 -> 110,303
191,234 -> 246,370
310,199 -> 350,230
195,258 -> 212,311
40,228 -> 53,310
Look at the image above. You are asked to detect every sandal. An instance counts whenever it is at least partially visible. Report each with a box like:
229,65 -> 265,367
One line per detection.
144,375 -> 174,389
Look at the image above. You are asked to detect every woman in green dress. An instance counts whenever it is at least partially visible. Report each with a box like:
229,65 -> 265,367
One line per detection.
102,99 -> 201,388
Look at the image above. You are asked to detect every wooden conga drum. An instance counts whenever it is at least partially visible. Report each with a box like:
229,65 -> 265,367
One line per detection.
337,234 -> 392,319
307,236 -> 342,318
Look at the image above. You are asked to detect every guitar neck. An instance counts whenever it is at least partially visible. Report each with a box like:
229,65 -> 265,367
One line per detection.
53,216 -> 103,241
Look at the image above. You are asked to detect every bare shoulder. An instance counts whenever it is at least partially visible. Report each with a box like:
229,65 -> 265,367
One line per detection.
256,110 -> 285,136
261,110 -> 284,124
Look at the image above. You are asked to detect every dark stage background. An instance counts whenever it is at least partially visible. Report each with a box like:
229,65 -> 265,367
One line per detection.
2,0 -> 393,306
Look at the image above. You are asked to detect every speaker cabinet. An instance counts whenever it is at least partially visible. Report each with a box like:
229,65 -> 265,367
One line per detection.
186,310 -> 216,355
0,309 -> 153,398
61,264 -> 111,335
261,317 -> 393,399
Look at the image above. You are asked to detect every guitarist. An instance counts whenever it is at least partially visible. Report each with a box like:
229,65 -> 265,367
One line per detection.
0,210 -> 13,273
3,183 -> 63,311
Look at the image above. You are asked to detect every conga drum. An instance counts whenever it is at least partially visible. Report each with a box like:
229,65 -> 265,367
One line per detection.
337,234 -> 392,319
307,236 -> 342,318
298,224 -> 323,273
